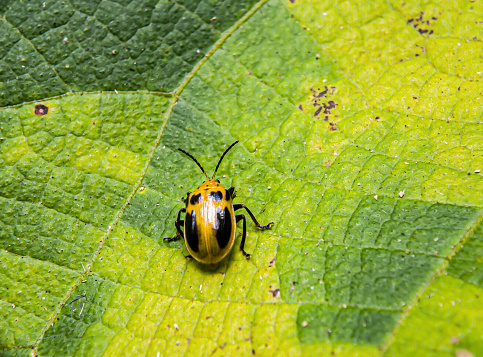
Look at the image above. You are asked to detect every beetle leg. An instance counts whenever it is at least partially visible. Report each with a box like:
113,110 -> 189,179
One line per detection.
233,204 -> 273,229
236,214 -> 250,258
164,208 -> 186,241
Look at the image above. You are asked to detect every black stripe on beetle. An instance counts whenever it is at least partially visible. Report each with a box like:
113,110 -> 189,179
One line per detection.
210,191 -> 223,202
216,207 -> 232,249
185,211 -> 199,252
190,193 -> 201,205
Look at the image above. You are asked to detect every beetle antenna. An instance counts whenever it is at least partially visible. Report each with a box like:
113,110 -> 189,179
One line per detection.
212,141 -> 239,179
178,148 -> 210,179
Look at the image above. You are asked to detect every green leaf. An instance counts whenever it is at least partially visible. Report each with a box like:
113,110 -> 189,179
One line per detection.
1,0 -> 482,356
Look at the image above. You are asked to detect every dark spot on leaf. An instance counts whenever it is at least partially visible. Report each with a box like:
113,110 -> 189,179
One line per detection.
268,288 -> 280,298
34,104 -> 48,116
314,106 -> 322,117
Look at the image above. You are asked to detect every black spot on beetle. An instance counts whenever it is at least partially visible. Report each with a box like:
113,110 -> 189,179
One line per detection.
34,104 -> 48,116
216,207 -> 232,249
190,193 -> 201,205
210,191 -> 223,202
185,211 -> 199,252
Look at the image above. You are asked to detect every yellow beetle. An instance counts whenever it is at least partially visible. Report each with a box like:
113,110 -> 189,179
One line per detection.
164,141 -> 273,266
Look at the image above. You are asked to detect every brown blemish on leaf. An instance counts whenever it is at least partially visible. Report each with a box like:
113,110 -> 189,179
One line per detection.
310,86 -> 338,120
34,104 -> 48,116
314,106 -> 322,117
407,11 -> 436,36
268,288 -> 280,298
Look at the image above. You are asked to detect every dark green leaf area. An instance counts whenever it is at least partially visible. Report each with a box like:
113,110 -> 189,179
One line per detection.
0,348 -> 33,357
278,239 -> 441,309
0,198 -> 102,270
121,188 -> 182,247
447,223 -> 483,287
276,190 -> 480,309
0,0 -> 259,106
297,304 -> 399,345
176,0 -> 259,31
38,275 -> 117,357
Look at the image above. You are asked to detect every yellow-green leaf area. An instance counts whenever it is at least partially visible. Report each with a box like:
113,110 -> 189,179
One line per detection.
0,92 -> 169,351
385,274 -> 483,356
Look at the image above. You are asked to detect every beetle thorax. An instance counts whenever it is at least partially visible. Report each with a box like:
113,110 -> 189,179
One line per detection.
196,179 -> 222,191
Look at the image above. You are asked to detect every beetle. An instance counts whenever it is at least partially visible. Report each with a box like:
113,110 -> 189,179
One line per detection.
164,141 -> 273,266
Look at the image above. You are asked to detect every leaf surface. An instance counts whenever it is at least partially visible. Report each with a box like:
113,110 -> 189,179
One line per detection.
1,0 -> 482,356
